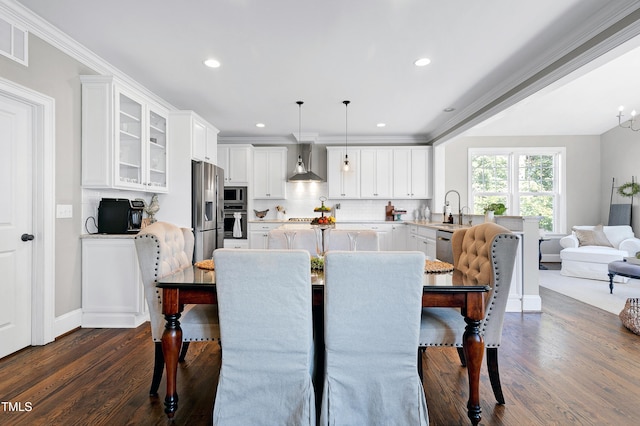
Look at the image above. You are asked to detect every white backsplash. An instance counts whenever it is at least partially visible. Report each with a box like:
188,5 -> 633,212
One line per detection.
250,182 -> 431,222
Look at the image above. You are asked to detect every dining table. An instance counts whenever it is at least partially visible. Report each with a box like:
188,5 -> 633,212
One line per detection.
156,264 -> 490,426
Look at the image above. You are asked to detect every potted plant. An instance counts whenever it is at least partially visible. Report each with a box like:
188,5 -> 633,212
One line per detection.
484,202 -> 506,222
484,202 -> 507,215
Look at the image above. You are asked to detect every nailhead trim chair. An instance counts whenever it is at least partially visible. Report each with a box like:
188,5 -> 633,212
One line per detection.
418,222 -> 519,404
134,221 -> 220,396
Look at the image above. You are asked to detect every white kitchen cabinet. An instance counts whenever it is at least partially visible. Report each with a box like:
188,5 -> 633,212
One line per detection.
81,237 -> 148,328
408,224 -> 436,259
249,222 -> 281,249
360,148 -> 393,199
253,147 -> 287,199
326,147 -> 360,199
223,239 -> 249,249
392,147 -> 432,199
81,75 -> 169,193
170,111 -> 219,164
218,144 -> 252,185
391,223 -> 408,251
365,223 -> 393,250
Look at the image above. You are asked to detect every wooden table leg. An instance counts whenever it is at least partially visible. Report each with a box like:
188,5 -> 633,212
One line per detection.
162,288 -> 183,418
463,316 -> 484,426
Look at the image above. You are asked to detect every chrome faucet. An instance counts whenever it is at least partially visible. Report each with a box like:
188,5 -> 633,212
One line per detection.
444,190 -> 462,225
460,206 -> 472,226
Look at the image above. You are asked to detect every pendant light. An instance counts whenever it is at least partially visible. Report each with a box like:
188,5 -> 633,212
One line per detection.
293,101 -> 307,174
342,100 -> 351,172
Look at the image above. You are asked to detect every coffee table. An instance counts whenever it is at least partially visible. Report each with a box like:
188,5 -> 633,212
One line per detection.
608,259 -> 640,293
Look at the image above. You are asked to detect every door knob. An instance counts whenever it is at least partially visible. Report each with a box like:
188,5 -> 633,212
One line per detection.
21,233 -> 35,242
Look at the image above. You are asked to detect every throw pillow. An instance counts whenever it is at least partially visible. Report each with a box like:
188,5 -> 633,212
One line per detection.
572,224 -> 613,247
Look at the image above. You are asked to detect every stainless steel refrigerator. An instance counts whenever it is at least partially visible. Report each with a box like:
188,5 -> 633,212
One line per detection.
192,161 -> 224,262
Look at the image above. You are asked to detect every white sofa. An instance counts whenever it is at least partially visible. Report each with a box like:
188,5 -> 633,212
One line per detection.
560,225 -> 640,282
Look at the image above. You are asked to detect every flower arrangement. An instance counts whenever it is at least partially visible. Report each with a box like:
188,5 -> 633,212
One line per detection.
276,205 -> 286,214
617,182 -> 640,198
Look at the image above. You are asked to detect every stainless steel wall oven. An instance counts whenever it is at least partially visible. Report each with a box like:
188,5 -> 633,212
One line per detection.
223,186 -> 247,239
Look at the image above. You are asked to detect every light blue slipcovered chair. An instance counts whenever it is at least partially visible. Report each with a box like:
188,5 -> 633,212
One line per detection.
321,251 -> 429,425
212,249 -> 316,425
134,221 -> 220,396
418,222 -> 519,404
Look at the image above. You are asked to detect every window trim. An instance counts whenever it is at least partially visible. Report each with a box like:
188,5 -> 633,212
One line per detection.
468,147 -> 566,233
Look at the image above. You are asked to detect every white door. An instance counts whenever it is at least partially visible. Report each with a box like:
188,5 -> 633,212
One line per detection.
0,95 -> 33,358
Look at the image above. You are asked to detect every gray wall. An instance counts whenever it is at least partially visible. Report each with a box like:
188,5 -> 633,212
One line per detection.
601,125 -> 640,233
442,135 -> 602,233
0,34 -> 97,316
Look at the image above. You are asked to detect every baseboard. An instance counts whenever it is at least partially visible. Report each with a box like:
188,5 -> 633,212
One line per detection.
522,294 -> 543,312
542,254 -> 561,263
54,308 -> 82,338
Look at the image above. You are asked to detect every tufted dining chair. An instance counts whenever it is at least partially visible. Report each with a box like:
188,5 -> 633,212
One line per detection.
212,249 -> 316,425
134,221 -> 220,396
418,222 -> 519,404
321,251 -> 429,425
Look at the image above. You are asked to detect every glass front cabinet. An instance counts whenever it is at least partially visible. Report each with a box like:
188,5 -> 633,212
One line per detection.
81,75 -> 169,193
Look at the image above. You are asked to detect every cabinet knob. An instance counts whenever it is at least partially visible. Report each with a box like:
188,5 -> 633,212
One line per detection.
21,233 -> 35,242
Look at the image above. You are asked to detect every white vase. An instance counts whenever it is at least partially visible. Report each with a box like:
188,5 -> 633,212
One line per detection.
485,211 -> 495,223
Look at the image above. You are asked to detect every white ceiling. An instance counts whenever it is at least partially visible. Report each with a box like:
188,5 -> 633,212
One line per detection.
12,0 -> 640,142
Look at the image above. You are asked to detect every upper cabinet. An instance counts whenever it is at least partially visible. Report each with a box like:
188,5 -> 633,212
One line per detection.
327,147 -> 360,199
170,111 -> 219,164
217,144 -> 253,186
392,147 -> 432,199
327,145 -> 432,200
360,148 -> 393,199
253,147 -> 287,199
81,75 -> 169,193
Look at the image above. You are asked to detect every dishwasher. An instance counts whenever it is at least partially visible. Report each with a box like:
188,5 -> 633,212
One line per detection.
436,229 -> 454,264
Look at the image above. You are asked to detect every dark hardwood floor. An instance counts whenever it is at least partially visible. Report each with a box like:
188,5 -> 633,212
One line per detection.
2,286 -> 639,425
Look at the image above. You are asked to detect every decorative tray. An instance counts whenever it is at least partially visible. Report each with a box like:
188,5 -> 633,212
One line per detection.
424,260 -> 454,274
195,259 -> 215,270
625,257 -> 640,266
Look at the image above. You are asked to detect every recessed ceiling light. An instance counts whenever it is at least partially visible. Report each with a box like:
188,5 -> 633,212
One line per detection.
443,107 -> 455,112
256,123 -> 265,128
377,123 -> 386,128
203,58 -> 221,68
414,58 -> 431,67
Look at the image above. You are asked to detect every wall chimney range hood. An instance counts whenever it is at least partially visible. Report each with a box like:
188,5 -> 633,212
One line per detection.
289,143 -> 323,182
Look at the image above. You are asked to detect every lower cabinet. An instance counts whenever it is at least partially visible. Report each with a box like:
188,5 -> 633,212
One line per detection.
81,237 -> 148,328
223,239 -> 249,249
408,225 -> 436,259
248,222 -> 281,249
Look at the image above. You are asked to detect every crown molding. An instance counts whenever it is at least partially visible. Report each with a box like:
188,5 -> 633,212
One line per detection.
430,0 -> 640,146
219,134 -> 430,146
0,0 -> 176,111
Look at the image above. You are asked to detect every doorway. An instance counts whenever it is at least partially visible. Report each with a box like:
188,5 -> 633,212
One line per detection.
0,77 -> 55,358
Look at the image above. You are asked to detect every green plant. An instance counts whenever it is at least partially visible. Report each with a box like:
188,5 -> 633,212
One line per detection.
484,202 -> 507,215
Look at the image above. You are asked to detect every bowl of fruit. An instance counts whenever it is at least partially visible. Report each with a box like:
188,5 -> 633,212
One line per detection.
311,216 -> 336,226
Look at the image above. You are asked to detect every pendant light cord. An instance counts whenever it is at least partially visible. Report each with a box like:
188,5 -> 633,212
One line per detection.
343,100 -> 350,155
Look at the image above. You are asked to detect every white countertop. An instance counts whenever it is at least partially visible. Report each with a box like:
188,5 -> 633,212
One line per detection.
81,233 -> 139,239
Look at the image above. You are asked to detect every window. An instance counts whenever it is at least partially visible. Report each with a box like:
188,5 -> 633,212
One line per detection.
469,148 -> 565,232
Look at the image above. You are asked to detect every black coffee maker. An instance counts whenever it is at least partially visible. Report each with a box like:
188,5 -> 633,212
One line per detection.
98,198 -> 145,234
